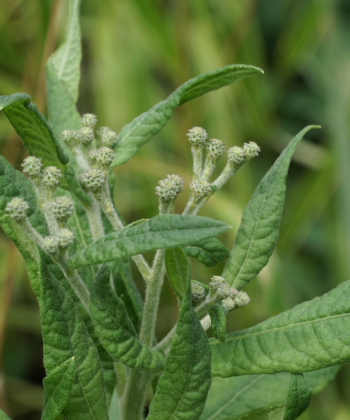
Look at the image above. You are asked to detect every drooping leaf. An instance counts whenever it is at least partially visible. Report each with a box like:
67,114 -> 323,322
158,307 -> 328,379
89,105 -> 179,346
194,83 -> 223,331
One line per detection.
147,275 -> 211,420
222,126 -> 320,290
209,304 -> 227,342
200,367 -> 338,420
68,215 -> 229,269
0,409 -> 11,419
284,374 -> 312,420
90,264 -> 165,370
227,406 -> 286,420
40,262 -> 109,419
112,65 -> 263,167
42,357 -> 75,420
211,280 -> 350,377
165,247 -> 191,300
183,238 -> 229,267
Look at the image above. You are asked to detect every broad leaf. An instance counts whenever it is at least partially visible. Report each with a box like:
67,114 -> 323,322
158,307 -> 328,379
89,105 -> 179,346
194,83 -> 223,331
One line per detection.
68,215 -> 229,269
284,374 -> 312,420
209,304 -> 227,342
112,64 -> 263,167
42,357 -> 75,420
0,409 -> 11,419
211,280 -> 350,377
183,238 -> 229,267
201,367 -> 337,420
147,275 -> 211,420
165,247 -> 190,300
228,406 -> 286,420
222,126 -> 319,290
40,262 -> 109,419
90,264 -> 165,370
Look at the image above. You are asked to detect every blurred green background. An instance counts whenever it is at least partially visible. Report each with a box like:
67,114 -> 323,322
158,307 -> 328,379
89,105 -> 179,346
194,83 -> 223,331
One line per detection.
1,0 -> 350,418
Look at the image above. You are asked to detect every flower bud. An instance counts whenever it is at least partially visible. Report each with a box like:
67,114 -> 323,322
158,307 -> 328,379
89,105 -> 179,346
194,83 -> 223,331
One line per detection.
243,142 -> 260,161
227,146 -> 244,165
79,169 -> 106,193
61,130 -> 80,149
42,167 -> 63,192
191,281 -> 207,304
216,284 -> 231,300
206,139 -> 225,162
21,156 -> 42,178
89,147 -> 115,169
5,197 -> 30,221
57,228 -> 75,249
155,175 -> 184,202
96,127 -> 118,148
52,196 -> 75,223
79,127 -> 94,147
190,180 -> 212,200
221,297 -> 237,312
234,290 -> 250,307
42,235 -> 58,255
187,127 -> 208,147
81,113 -> 98,129
209,275 -> 226,291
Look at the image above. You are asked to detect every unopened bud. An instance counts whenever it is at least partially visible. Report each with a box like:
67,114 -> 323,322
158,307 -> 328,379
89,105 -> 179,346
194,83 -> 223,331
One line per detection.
227,146 -> 244,165
42,235 -> 58,255
187,127 -> 208,147
234,290 -> 250,307
243,142 -> 260,161
216,284 -> 231,300
190,180 -> 212,200
80,169 -> 106,193
61,130 -> 80,149
57,228 -> 75,249
222,297 -> 237,312
5,197 -> 30,221
81,113 -> 97,129
191,281 -> 207,304
155,175 -> 184,202
96,127 -> 118,148
79,127 -> 94,146
209,275 -> 226,291
206,139 -> 225,162
22,156 -> 42,177
89,147 -> 114,169
52,196 -> 75,223
42,167 -> 63,192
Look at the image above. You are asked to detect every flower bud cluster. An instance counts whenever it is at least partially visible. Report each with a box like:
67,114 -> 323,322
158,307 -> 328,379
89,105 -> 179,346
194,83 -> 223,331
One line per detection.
21,156 -> 42,178
187,127 -> 208,147
81,113 -> 98,129
89,147 -> 115,170
42,235 -> 58,255
79,169 -> 106,193
57,228 -> 75,249
191,281 -> 208,304
52,196 -> 75,224
96,127 -> 118,148
222,291 -> 250,312
209,275 -> 249,311
206,139 -> 225,162
42,167 -> 63,192
190,180 -> 212,199
155,175 -> 184,202
5,197 -> 30,221
227,142 -> 260,166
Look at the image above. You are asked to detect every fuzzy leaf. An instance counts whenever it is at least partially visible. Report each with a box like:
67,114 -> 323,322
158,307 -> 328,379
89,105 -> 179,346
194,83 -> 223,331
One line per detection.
40,263 -> 109,419
211,280 -> 350,378
165,247 -> 191,300
284,374 -> 312,420
223,126 -> 319,290
112,64 -> 263,167
183,238 -> 229,267
209,304 -> 227,342
90,264 -> 165,369
42,357 -> 75,420
228,406 -> 286,420
147,276 -> 211,420
108,390 -> 120,419
68,215 -> 229,269
200,367 -> 338,420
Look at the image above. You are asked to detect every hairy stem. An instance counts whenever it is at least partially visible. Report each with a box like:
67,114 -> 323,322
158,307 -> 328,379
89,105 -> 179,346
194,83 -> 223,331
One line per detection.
81,197 -> 105,241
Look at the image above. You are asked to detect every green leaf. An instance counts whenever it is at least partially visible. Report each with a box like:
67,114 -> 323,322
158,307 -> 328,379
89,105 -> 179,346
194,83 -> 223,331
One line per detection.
165,247 -> 191,300
227,406 -> 286,420
112,64 -> 263,167
0,93 -> 69,170
68,215 -> 229,269
222,126 -> 320,290
210,280 -> 350,378
0,409 -> 11,419
147,275 -> 211,420
183,238 -> 229,267
209,304 -> 227,342
108,390 -> 120,419
90,264 -> 165,370
284,374 -> 312,420
42,357 -> 75,420
200,367 -> 338,420
40,262 -> 109,419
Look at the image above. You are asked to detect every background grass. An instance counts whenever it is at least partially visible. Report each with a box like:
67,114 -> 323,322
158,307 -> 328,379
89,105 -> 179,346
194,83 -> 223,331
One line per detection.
1,0 -> 350,418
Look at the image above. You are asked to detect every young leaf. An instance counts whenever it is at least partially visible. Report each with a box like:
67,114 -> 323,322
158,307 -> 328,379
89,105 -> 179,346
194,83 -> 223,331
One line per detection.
165,247 -> 191,300
209,304 -> 227,342
112,64 -> 263,167
42,357 -> 75,420
108,390 -> 120,419
68,215 -> 229,269
222,126 -> 320,290
210,280 -> 350,377
147,275 -> 211,419
183,238 -> 229,267
227,405 -> 286,420
0,409 -> 11,419
284,374 -> 312,420
40,263 -> 109,419
200,367 -> 338,420
90,264 -> 165,370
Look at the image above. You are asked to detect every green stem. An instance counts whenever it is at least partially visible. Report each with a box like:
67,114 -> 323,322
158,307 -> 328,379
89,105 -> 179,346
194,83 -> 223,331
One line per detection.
81,197 -> 105,241
191,145 -> 203,180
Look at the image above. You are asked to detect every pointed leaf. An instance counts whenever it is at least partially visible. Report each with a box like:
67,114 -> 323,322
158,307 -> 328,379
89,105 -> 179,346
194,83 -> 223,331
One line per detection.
42,357 -> 75,420
222,126 -> 320,290
147,275 -> 211,420
284,374 -> 312,420
112,64 -> 263,167
211,280 -> 350,377
183,238 -> 229,267
68,215 -> 229,269
209,304 -> 227,342
90,264 -> 165,370
165,247 -> 190,300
